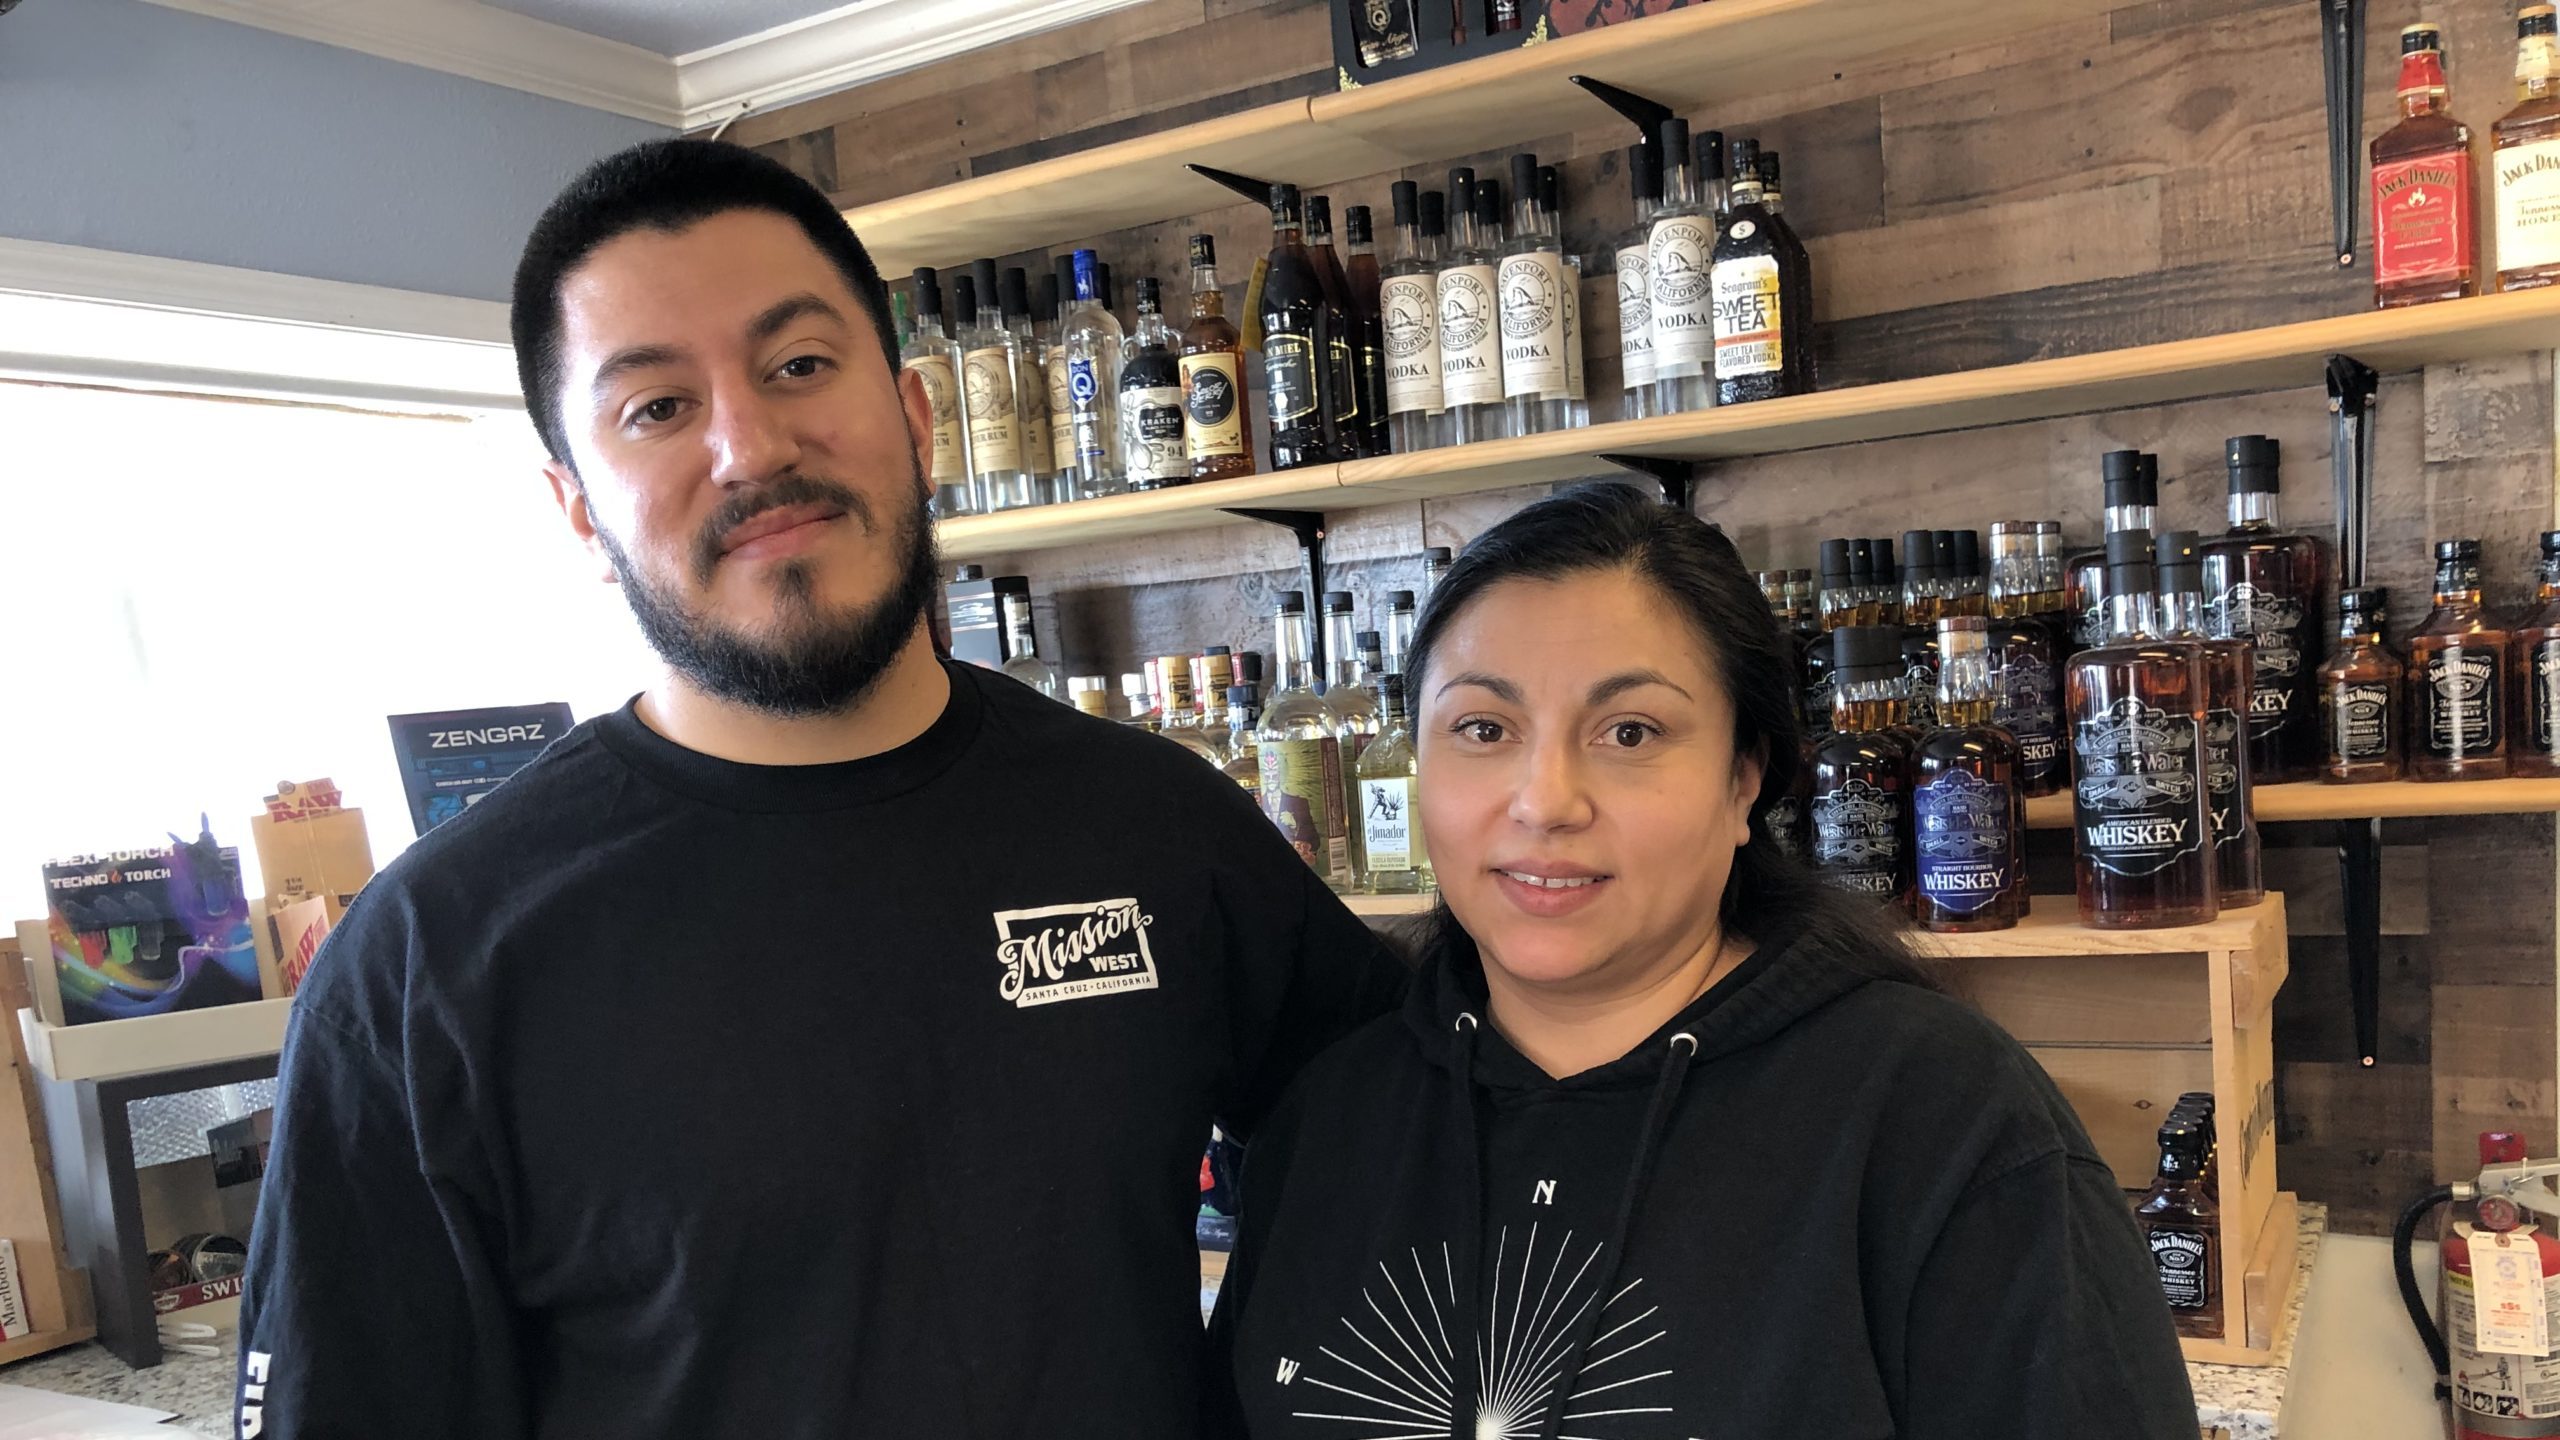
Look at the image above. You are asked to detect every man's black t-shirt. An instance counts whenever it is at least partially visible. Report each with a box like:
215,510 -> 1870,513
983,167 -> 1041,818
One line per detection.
236,663 -> 1405,1440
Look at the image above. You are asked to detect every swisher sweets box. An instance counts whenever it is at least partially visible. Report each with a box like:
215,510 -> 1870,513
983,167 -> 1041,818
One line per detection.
42,823 -> 263,1026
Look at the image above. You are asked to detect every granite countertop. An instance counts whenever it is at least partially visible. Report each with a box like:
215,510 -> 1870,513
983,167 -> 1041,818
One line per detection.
2186,1200 -> 2327,1440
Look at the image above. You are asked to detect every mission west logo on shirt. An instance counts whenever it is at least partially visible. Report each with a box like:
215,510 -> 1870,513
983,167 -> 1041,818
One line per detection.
992,899 -> 1159,1008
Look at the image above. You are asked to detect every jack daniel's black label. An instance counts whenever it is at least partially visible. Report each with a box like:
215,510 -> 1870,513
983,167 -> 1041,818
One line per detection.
2332,681 -> 2395,762
2073,697 -> 2207,878
2421,644 -> 2503,758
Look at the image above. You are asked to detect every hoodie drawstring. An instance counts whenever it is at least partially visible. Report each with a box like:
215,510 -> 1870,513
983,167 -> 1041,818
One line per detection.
1448,1013 -> 1485,1440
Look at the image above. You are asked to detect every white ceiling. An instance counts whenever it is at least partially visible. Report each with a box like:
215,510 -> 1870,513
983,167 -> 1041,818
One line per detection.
480,0 -> 859,59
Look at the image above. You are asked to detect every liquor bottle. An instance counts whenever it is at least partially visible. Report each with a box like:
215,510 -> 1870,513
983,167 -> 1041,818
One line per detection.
2032,518 -> 2073,647
2372,22 -> 2481,308
1810,626 -> 1915,906
900,266 -> 971,519
1487,0 -> 1519,34
2067,530 -> 2218,930
1177,235 -> 1254,484
1539,165 -> 1589,431
1756,150 -> 1818,396
1223,685 -> 1262,798
1256,592 -> 1353,890
1805,539 -> 1854,744
1355,675 -> 1431,896
2158,531 -> 2265,909
1647,119 -> 1718,415
1060,249 -> 1126,500
998,593 -> 1063,701
1122,672 -> 1156,730
1912,616 -> 2026,933
1898,550 -> 1943,736
1500,153 -> 1571,437
2497,5 -> 2560,291
1384,589 -> 1418,674
2318,586 -> 2405,782
1044,261 -> 1078,499
1950,530 -> 1986,617
1901,528 -> 1942,627
1158,651 -> 1225,765
1870,537 -> 1899,626
1423,545 -> 1453,601
2067,451 -> 2158,651
1001,267 -> 1054,507
1419,190 -> 1450,434
1069,677 -> 1109,718
949,271 -> 990,512
2411,537 -> 2513,780
1713,137 -> 1798,407
962,259 -> 1035,513
1350,0 -> 1419,68
1436,168 -> 1507,444
1119,278 -> 1187,492
2175,1090 -> 2221,1204
1382,182 -> 1446,453
1615,140 -> 1664,422
1766,748 -> 1814,863
1321,591 -> 1381,765
1264,185 -> 1343,471
1306,196 -> 1366,458
1987,521 -> 2068,797
2516,532 -> 2560,776
2135,1117 -> 2222,1341
1344,205 -> 1393,458
2199,435 -> 2328,783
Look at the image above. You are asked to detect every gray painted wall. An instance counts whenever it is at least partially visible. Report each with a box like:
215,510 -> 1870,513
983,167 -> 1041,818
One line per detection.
0,0 -> 672,301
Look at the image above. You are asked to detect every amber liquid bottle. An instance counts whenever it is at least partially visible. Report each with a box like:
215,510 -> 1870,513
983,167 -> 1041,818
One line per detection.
1305,196 -> 1368,459
2067,530 -> 2219,929
1912,617 -> 2027,932
1178,234 -> 1254,484
2200,435 -> 2329,784
2494,5 -> 2560,291
1261,185 -> 1342,471
2136,1117 -> 2223,1341
2512,531 -> 2560,776
2410,538 -> 2512,780
2159,531 -> 2265,909
2318,587 -> 2406,783
1810,626 -> 1915,908
1342,205 -> 1393,459
2372,21 -> 2481,308
2066,451 -> 2158,653
1988,522 -> 2068,797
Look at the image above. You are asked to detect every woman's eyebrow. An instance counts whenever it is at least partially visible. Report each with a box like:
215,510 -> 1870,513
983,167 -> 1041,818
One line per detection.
1437,671 -> 1524,704
1588,670 -> 1692,705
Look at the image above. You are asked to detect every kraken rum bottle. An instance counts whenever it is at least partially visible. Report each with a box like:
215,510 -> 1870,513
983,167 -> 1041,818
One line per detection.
1912,616 -> 2026,932
2410,538 -> 2512,780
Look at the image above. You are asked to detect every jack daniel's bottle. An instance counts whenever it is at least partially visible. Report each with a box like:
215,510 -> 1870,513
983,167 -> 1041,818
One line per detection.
2514,531 -> 2560,776
2136,1117 -> 2222,1340
2067,530 -> 2218,930
2411,538 -> 2512,780
2319,587 -> 2405,782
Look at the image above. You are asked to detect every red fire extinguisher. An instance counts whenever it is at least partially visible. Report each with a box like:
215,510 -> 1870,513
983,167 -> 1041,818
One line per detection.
2398,1132 -> 2560,1439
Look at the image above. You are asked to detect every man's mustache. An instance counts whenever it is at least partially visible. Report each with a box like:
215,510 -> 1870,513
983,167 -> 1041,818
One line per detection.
691,474 -> 875,584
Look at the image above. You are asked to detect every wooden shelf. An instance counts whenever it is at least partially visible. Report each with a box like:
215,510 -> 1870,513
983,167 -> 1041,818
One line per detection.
2024,776 -> 2560,829
844,0 -> 2123,274
937,287 -> 2560,559
1342,892 -> 1436,918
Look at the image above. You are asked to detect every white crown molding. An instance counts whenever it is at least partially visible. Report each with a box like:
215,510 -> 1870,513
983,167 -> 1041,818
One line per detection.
0,238 -> 511,342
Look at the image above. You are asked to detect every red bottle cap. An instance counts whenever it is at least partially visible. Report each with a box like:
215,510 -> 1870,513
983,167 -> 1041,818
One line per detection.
2482,1131 -> 2529,1165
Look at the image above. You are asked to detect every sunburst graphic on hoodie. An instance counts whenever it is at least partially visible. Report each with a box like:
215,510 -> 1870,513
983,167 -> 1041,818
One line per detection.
1284,1224 -> 1681,1440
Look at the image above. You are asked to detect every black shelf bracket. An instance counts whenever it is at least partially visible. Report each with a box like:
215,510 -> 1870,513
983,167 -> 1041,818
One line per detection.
1225,507 -> 1331,672
2321,0 -> 2369,268
1188,164 -> 1280,206
2340,816 -> 2384,1067
1568,75 -> 1674,143
2326,350 -> 2385,1068
1597,453 -> 1695,512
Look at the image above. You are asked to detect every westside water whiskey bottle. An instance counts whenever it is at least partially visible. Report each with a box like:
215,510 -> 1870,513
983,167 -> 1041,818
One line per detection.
1988,522 -> 2067,797
1499,152 -> 1571,437
1646,119 -> 1718,416
2372,22 -> 2481,308
2200,435 -> 2328,783
1381,182 -> 1446,453
1179,234 -> 1254,483
2411,538 -> 2512,780
1711,137 -> 1796,407
1615,140 -> 1663,421
2158,531 -> 2264,909
2318,586 -> 2405,782
1256,592 -> 1352,890
2513,531 -> 2560,776
2495,5 -> 2560,290
900,267 -> 971,518
2067,530 -> 2218,930
1436,168 -> 1507,444
1810,626 -> 1915,906
2066,451 -> 2158,651
1262,186 -> 1342,471
1912,617 -> 2026,933
2136,1117 -> 2222,1340
1119,278 -> 1187,492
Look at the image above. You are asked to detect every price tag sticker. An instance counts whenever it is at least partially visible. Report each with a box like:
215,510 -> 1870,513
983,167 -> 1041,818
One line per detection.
2471,1229 -> 2552,1358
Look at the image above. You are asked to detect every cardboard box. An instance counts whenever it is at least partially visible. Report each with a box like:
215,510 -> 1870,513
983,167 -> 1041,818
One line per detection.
40,833 -> 262,1026
249,808 -> 374,908
268,894 -> 340,996
0,1238 -> 29,1341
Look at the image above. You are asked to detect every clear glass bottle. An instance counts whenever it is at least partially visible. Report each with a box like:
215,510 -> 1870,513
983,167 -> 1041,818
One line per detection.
1539,164 -> 1589,431
1912,616 -> 2026,933
2411,538 -> 2513,779
1043,260 -> 1078,500
1344,204 -> 1393,458
1382,181 -> 1447,453
1354,675 -> 1432,896
2067,451 -> 2159,652
1988,522 -> 2067,797
1383,589 -> 1418,675
2136,1117 -> 2222,1340
2200,435 -> 2329,784
1121,672 -> 1156,731
1069,675 -> 1109,718
1499,153 -> 1571,437
962,259 -> 1035,512
1320,592 -> 1381,766
2066,530 -> 2218,930
901,267 -> 972,519
1255,592 -> 1352,890
2318,586 -> 2405,782
1422,545 -> 1453,603
1059,249 -> 1126,500
1306,195 -> 1366,458
1119,278 -> 1188,491
1264,184 -> 1344,470
998,593 -> 1063,700
1001,267 -> 1054,508
1222,684 -> 1262,798
2158,531 -> 2265,909
1157,651 -> 1224,765
2372,22 -> 2480,308
1810,626 -> 1915,906
1615,139 -> 1664,421
1647,118 -> 1718,415
2515,531 -> 2560,776
1436,168 -> 1507,444
2496,5 -> 2560,291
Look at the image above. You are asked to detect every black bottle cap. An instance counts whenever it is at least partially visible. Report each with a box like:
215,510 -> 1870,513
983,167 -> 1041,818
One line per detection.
1346,204 -> 1375,243
1932,530 -> 1959,576
1203,645 -> 1233,658
1391,180 -> 1419,227
1421,190 -> 1447,237
1832,625 -> 1902,679
1269,183 -> 1303,220
1239,652 -> 1264,684
1474,178 -> 1504,227
1052,252 -> 1076,302
999,266 -> 1031,319
1356,626 -> 1382,646
2105,527 -> 2157,591
2438,537 -> 2483,561
950,272 -> 977,324
1510,153 -> 1540,201
1819,537 -> 1851,582
1227,684 -> 1257,707
954,563 -> 985,580
1379,672 -> 1406,704
1629,141 -> 1662,202
1448,167 -> 1476,212
1325,590 -> 1356,613
2101,448 -> 2143,483
2544,529 -> 2560,557
1758,151 -> 1781,187
1426,546 -> 1454,563
2226,434 -> 2281,494
1900,530 -> 1931,572
1656,119 -> 1689,165
1307,194 -> 1333,232
1390,589 -> 1417,609
1278,590 -> 1306,613
2403,21 -> 2443,55
1035,271 -> 1059,323
2101,449 -> 2158,508
1953,529 -> 1982,577
1697,129 -> 1728,180
1134,276 -> 1161,310
970,257 -> 1000,300
1539,165 -> 1562,216
1727,136 -> 1762,180
1849,538 -> 1875,582
2339,586 -> 2387,621
1874,536 -> 1896,579
2528,6 -> 2558,40
1097,261 -> 1115,311
2155,530 -> 2205,590
909,266 -> 943,318
1189,233 -> 1217,269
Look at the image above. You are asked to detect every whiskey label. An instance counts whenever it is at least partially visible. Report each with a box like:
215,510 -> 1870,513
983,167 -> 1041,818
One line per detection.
1437,266 -> 1503,406
1560,258 -> 1585,402
1328,332 -> 1359,428
1614,240 -> 1656,388
1764,793 -> 1804,860
1712,254 -> 1784,380
2328,680 -> 2396,763
1019,351 -> 1053,476
2449,1264 -> 2560,1417
2148,1227 -> 2213,1312
2422,644 -> 2505,758
1047,351 -> 1075,473
1646,215 -> 1716,368
1264,333 -> 1324,427
1381,273 -> 1442,415
1499,251 -> 1570,399
2534,639 -> 2560,756
2498,136 -> 2560,276
1259,737 -> 1348,883
2072,696 -> 2207,879
907,355 -> 965,484
2372,151 -> 2476,288
1811,776 -> 1905,896
1066,355 -> 1111,467
1358,777 -> 1420,872
1178,353 -> 1245,460
2204,705 -> 2246,849
963,347 -> 1022,475
1124,383 -> 1186,484
2205,581 -> 2309,742
1993,647 -> 2063,781
1916,770 -> 2013,918
2077,601 -> 2107,651
1803,673 -> 1836,743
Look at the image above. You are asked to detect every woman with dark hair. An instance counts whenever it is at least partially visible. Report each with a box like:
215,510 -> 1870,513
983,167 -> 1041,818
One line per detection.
1208,483 -> 2196,1439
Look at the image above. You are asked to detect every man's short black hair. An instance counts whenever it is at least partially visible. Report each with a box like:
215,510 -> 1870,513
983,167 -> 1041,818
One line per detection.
510,137 -> 899,467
